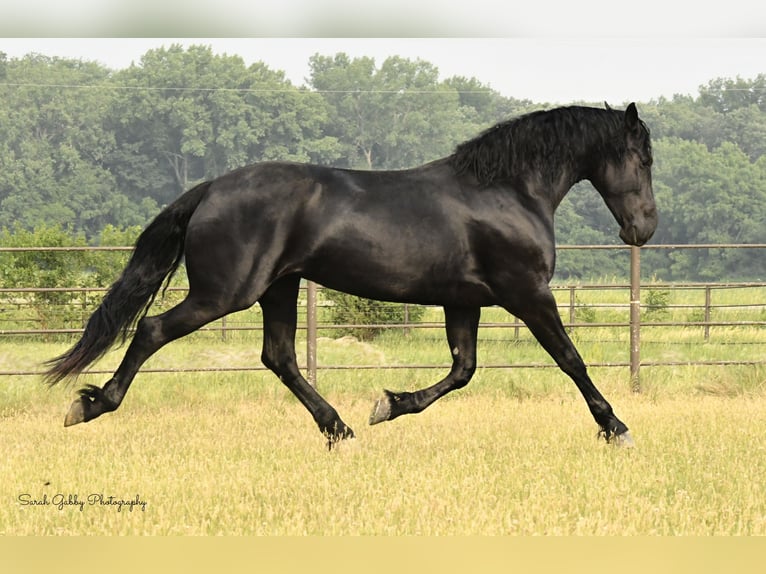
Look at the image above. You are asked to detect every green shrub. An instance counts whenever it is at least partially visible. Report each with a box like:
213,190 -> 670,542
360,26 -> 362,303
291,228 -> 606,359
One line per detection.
0,224 -> 174,333
322,290 -> 425,341
644,287 -> 670,319
574,296 -> 597,323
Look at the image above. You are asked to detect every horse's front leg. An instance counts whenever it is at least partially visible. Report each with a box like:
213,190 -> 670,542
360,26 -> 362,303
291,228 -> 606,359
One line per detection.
369,306 -> 480,424
504,286 -> 634,446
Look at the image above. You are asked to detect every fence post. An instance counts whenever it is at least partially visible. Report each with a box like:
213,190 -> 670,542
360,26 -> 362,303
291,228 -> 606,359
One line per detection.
704,285 -> 712,341
306,281 -> 318,388
569,286 -> 576,334
403,304 -> 411,336
630,246 -> 641,393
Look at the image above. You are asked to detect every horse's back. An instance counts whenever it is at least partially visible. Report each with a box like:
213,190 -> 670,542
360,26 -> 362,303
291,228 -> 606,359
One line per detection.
182,159 -> 554,307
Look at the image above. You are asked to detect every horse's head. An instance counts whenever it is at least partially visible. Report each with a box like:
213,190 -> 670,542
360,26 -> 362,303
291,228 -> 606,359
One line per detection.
590,103 -> 657,247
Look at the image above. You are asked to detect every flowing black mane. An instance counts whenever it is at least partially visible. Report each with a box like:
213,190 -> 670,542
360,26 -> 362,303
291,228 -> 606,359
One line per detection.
450,106 -> 636,186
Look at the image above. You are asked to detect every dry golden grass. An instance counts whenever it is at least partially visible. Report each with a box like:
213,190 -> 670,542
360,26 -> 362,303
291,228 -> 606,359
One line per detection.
2,366 -> 766,535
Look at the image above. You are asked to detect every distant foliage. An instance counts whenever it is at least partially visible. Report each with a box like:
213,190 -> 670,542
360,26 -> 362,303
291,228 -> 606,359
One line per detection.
0,225 -> 89,330
0,224 -> 184,332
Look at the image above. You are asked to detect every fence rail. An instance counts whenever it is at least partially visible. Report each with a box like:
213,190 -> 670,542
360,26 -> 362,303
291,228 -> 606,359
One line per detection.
2,244 -> 765,390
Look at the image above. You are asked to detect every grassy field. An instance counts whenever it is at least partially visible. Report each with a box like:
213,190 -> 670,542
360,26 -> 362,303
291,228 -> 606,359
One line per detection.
1,320 -> 765,535
1,282 -> 764,535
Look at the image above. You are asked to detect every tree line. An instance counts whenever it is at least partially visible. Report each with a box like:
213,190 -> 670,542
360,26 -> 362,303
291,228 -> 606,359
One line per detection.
1,45 -> 765,281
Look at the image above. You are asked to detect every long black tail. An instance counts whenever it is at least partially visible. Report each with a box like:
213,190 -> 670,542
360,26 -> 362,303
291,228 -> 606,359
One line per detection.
44,181 -> 211,385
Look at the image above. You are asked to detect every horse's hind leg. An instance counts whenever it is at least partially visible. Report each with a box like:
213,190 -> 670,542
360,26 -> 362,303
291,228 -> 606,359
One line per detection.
64,293 -> 233,426
259,276 -> 354,447
369,306 -> 480,424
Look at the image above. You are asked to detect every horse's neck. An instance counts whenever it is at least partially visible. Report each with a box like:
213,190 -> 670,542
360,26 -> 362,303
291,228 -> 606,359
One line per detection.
547,127 -> 610,210
540,161 -> 587,212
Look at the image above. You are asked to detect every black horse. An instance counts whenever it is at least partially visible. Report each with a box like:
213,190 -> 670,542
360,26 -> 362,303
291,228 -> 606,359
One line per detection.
46,103 -> 656,448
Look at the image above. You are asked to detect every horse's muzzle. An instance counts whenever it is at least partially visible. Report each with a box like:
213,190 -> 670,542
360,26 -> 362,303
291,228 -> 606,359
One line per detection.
619,221 -> 656,247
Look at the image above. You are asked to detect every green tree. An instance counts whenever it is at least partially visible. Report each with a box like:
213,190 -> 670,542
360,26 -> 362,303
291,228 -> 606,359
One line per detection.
649,138 -> 766,280
642,80 -> 766,163
444,75 -> 538,127
637,96 -> 722,144
0,54 -> 155,235
309,53 -> 477,169
716,104 -> 766,162
109,44 -> 340,206
554,190 -> 625,280
698,75 -> 766,114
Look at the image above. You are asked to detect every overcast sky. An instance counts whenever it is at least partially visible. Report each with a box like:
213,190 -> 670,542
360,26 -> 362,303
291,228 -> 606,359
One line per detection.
3,1 -> 766,105
3,37 -> 765,105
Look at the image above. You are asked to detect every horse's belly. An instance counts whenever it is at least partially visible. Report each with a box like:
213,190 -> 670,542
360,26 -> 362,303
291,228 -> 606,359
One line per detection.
305,257 -> 494,307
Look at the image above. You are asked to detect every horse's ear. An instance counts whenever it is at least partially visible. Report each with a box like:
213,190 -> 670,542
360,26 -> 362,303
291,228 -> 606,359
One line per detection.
604,101 -> 612,110
625,102 -> 640,134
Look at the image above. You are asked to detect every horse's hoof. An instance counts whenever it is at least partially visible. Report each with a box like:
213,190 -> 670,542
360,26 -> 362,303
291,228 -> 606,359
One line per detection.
326,426 -> 355,450
369,393 -> 392,425
612,431 -> 635,448
63,398 -> 87,427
